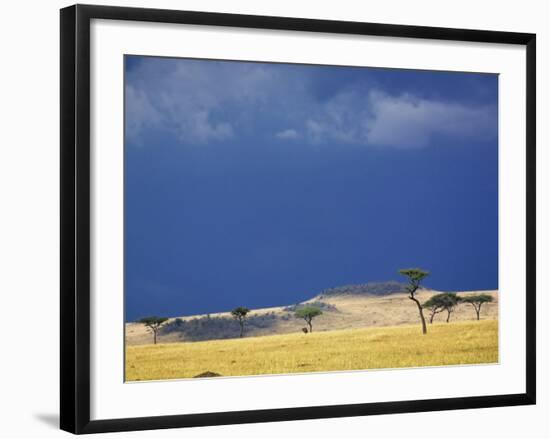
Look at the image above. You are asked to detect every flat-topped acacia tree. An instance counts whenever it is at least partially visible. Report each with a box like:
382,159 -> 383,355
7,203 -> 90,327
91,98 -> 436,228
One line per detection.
399,268 -> 429,335
460,294 -> 493,320
231,306 -> 250,338
138,316 -> 169,345
441,293 -> 460,323
295,306 -> 323,333
423,293 -> 460,323
423,295 -> 445,324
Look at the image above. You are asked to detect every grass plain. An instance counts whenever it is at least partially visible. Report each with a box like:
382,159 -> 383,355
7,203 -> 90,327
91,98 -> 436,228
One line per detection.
126,319 -> 498,381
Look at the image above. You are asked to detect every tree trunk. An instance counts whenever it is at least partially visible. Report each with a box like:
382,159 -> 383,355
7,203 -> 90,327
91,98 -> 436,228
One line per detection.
476,306 -> 480,321
446,310 -> 451,323
308,320 -> 313,333
429,312 -> 435,324
153,330 -> 157,345
410,296 -> 427,334
239,322 -> 244,338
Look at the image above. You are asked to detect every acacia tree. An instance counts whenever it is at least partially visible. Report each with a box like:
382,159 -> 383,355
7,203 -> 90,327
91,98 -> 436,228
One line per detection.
138,316 -> 169,345
423,293 -> 460,323
460,294 -> 493,320
423,295 -> 445,324
441,293 -> 460,323
231,306 -> 250,338
399,268 -> 429,334
295,306 -> 323,333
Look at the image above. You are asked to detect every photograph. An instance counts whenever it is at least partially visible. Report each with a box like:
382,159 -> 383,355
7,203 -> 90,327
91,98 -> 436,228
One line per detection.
123,55 -> 499,382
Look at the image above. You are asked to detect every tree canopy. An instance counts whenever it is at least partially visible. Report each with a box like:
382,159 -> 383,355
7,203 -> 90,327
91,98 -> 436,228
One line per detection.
424,293 -> 459,309
138,316 -> 169,327
231,307 -> 250,319
460,294 -> 493,305
399,268 -> 429,295
423,293 -> 460,323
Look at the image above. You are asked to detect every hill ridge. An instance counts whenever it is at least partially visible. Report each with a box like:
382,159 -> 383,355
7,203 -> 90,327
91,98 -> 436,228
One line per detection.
314,280 -> 421,299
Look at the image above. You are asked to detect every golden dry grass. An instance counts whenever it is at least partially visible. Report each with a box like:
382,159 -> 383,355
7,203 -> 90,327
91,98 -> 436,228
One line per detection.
126,319 -> 498,381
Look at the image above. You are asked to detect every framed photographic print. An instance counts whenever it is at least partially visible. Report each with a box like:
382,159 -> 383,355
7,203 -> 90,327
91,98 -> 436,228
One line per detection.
60,4 -> 536,434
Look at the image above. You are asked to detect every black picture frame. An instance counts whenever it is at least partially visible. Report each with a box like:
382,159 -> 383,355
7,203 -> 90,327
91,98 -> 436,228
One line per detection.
60,4 -> 536,434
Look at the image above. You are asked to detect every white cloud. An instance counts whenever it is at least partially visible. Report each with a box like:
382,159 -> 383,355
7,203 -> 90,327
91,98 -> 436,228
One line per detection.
291,90 -> 496,148
276,128 -> 299,140
125,85 -> 162,144
126,59 -> 279,145
365,91 -> 497,148
302,91 -> 369,144
174,110 -> 233,143
126,57 -> 496,149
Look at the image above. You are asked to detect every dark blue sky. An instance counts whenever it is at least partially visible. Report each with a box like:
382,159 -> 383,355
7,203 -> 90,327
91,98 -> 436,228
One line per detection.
124,56 -> 498,321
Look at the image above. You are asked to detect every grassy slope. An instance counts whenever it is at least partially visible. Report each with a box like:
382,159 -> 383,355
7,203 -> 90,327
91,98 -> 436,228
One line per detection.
126,290 -> 499,346
126,319 -> 498,381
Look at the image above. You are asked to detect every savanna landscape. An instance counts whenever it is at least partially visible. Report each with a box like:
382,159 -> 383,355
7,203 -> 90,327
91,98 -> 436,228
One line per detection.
124,57 -> 499,383
126,276 -> 498,381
